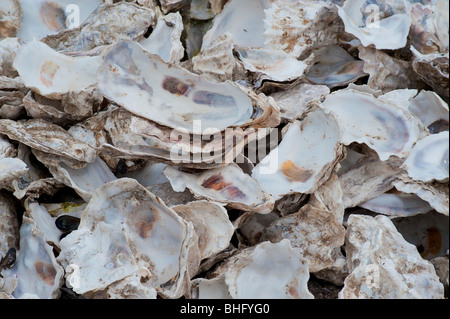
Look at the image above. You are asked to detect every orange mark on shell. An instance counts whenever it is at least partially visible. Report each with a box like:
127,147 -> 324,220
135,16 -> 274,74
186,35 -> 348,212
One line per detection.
280,160 -> 313,182
34,261 -> 56,285
40,61 -> 60,88
288,277 -> 300,298
201,174 -> 228,191
201,174 -> 246,200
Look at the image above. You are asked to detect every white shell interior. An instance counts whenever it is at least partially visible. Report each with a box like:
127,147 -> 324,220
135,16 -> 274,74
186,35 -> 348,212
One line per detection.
252,108 -> 341,199
97,40 -> 254,133
13,39 -> 101,98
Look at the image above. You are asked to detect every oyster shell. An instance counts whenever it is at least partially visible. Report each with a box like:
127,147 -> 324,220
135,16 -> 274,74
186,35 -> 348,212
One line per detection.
340,214 -> 444,299
57,178 -> 198,298
201,0 -> 269,51
0,0 -> 21,39
172,200 -> 234,260
320,87 -> 425,161
1,216 -> 65,299
359,190 -> 433,218
41,1 -> 155,52
0,191 -> 19,258
392,210 -> 449,260
163,164 -> 274,214
97,40 -> 278,134
252,108 -> 344,200
358,46 -> 426,93
140,12 -> 184,64
337,0 -> 412,50
393,174 -> 449,216
0,37 -> 20,77
13,39 -> 101,100
0,0 -> 448,300
235,46 -> 308,85
402,131 -> 449,183
270,83 -> 330,122
264,0 -> 343,58
193,240 -> 314,299
305,45 -> 367,88
409,0 -> 449,101
408,90 -> 449,133
0,119 -> 97,166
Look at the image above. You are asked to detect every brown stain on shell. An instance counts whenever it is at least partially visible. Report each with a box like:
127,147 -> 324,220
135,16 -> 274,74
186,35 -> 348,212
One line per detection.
40,61 -> 60,88
162,76 -> 191,96
201,174 -> 246,200
40,1 -> 66,31
280,160 -> 313,182
287,277 -> 300,298
131,203 -> 160,239
34,261 -> 56,285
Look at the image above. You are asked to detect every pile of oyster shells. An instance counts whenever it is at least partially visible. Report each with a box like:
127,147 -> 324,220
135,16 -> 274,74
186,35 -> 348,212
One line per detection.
0,0 -> 448,299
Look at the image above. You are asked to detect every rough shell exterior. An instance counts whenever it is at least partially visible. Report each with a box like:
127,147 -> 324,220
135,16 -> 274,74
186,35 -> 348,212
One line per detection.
0,0 -> 448,300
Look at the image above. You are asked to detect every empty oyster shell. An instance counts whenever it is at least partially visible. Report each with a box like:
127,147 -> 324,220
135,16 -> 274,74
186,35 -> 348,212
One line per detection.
172,200 -> 234,260
1,216 -> 64,299
37,156 -> 117,202
358,46 -> 426,93
392,210 -> 449,261
0,119 -> 97,165
235,46 -> 308,85
320,87 -> 425,161
57,178 -> 198,298
41,1 -> 155,52
408,90 -> 449,133
359,190 -> 433,218
337,0 -> 412,50
140,12 -> 184,64
193,240 -> 314,299
201,0 -> 269,51
270,83 -> 330,122
264,0 -> 343,58
340,155 -> 403,208
164,164 -> 274,214
0,37 -> 20,77
305,45 -> 367,88
252,108 -> 343,200
159,0 -> 189,14
97,40 -> 278,134
341,214 -> 444,299
402,131 -> 449,183
13,39 -> 101,99
393,173 -> 449,216
191,32 -> 240,82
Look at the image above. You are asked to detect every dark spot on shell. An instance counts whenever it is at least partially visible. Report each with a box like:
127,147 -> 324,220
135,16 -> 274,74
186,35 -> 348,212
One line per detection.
0,248 -> 16,270
55,215 -> 80,233
162,76 -> 191,96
